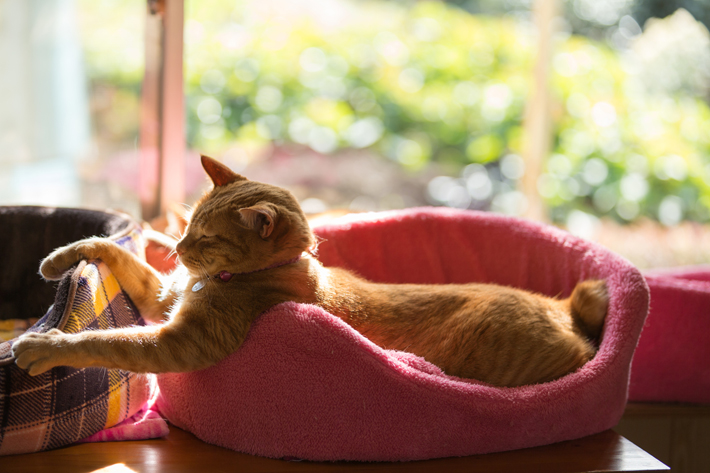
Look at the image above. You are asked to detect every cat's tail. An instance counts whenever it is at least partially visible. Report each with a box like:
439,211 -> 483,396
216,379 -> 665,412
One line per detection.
570,279 -> 609,340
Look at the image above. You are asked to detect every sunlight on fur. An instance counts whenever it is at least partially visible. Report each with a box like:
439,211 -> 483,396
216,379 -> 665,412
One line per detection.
12,155 -> 608,387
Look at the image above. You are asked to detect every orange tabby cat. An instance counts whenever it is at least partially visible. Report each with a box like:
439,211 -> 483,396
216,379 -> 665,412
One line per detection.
13,156 -> 608,387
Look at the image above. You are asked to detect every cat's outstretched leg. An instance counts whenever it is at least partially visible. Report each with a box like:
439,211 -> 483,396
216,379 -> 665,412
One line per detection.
40,237 -> 176,323
12,315 -> 228,375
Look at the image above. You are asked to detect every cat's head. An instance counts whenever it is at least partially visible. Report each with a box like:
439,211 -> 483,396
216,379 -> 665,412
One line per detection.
175,155 -> 315,277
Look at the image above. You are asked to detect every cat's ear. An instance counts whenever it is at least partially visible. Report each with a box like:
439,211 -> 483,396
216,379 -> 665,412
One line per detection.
201,154 -> 247,187
239,203 -> 277,239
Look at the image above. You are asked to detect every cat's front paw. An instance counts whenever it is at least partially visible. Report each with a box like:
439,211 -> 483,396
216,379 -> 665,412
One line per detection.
40,238 -> 105,280
12,329 -> 68,376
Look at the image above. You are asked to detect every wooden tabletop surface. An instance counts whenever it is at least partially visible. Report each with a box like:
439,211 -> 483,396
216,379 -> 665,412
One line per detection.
0,425 -> 668,473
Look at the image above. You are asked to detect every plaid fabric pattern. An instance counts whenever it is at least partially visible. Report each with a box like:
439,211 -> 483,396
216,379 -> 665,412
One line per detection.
0,226 -> 155,455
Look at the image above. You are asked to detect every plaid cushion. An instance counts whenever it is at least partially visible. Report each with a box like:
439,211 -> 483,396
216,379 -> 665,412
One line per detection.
0,225 -> 154,455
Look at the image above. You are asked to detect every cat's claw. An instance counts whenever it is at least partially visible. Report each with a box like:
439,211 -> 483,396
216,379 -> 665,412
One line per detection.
12,329 -> 67,376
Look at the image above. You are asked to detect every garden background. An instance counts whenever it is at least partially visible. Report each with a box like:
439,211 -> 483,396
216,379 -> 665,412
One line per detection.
2,0 -> 709,268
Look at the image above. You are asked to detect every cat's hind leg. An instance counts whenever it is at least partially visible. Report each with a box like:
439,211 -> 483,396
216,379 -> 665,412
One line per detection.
570,279 -> 609,339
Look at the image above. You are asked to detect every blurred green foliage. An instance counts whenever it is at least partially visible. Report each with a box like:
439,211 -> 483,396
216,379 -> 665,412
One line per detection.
79,0 -> 710,225
183,1 -> 532,172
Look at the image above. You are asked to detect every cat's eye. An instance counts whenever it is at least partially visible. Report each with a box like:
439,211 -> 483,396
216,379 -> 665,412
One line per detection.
201,227 -> 217,238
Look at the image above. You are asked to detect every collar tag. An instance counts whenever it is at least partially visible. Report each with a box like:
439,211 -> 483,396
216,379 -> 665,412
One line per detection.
191,254 -> 301,292
192,280 -> 207,292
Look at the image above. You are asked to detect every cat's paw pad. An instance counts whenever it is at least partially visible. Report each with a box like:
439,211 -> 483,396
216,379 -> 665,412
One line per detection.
39,239 -> 102,280
40,254 -> 75,280
12,329 -> 67,376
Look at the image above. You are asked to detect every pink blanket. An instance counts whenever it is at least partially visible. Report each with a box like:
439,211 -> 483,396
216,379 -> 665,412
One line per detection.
629,266 -> 710,403
154,208 -> 649,461
79,407 -> 168,443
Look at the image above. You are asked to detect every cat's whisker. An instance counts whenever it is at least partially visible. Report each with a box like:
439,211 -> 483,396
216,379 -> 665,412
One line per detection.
198,263 -> 212,285
197,263 -> 218,305
308,235 -> 326,256
181,205 -> 195,225
165,248 -> 178,262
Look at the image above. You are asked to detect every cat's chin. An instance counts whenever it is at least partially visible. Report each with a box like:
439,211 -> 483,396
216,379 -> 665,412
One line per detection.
184,269 -> 204,279
179,262 -> 212,279
175,256 -> 213,278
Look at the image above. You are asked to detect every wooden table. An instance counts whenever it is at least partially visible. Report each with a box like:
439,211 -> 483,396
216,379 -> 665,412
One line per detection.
615,402 -> 710,472
0,425 -> 667,473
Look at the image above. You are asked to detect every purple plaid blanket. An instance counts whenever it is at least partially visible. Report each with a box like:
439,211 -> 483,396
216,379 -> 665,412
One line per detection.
0,224 -> 154,455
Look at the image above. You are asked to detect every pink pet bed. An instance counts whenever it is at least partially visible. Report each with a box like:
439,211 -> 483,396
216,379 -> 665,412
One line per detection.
155,208 -> 649,461
629,266 -> 710,404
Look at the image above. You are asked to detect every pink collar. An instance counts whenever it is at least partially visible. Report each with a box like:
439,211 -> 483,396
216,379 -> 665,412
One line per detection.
192,255 -> 302,292
216,254 -> 302,281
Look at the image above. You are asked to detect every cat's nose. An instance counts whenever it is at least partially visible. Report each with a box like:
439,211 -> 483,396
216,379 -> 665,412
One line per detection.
175,243 -> 185,256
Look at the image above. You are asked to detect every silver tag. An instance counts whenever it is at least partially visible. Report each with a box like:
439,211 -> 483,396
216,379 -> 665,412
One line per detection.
192,280 -> 206,292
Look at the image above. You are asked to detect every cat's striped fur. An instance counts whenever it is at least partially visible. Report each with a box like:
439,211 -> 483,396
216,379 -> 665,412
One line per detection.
13,156 -> 608,387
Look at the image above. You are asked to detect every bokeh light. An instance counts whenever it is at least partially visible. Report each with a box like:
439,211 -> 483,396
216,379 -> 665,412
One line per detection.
4,0 -> 709,263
